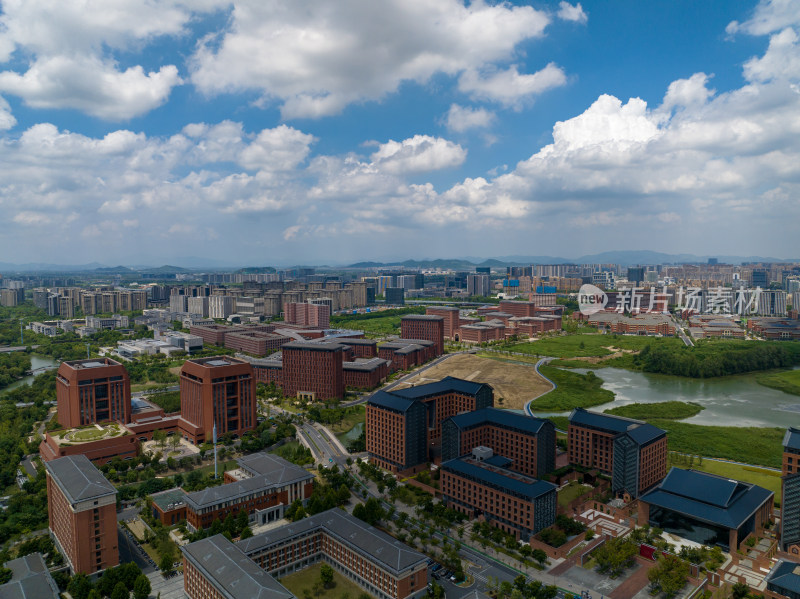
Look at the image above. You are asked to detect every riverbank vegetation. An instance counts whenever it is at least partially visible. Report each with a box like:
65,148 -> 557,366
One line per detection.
755,369 -> 800,396
0,353 -> 31,388
528,366 -> 614,411
509,333 -> 671,359
604,401 -> 703,421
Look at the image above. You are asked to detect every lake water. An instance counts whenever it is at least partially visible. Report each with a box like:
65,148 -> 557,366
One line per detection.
0,354 -> 58,395
338,422 -> 364,442
538,367 -> 800,428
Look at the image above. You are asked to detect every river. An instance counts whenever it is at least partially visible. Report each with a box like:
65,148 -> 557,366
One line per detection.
549,367 -> 800,428
0,354 -> 59,395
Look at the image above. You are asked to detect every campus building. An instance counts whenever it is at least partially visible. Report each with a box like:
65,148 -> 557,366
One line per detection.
178,356 -> 256,444
45,455 -> 119,575
638,468 -> 773,552
377,339 -> 436,373
233,508 -> 428,599
56,358 -> 131,429
152,453 -> 314,530
366,377 -> 494,474
0,553 -> 60,599
284,302 -> 331,329
568,408 -> 667,500
39,422 -> 138,465
426,306 -> 460,340
400,315 -> 444,356
282,341 -> 345,400
342,357 -> 390,390
765,559 -> 800,599
224,330 -> 292,357
442,408 -> 555,479
441,447 -> 557,541
782,428 -> 800,554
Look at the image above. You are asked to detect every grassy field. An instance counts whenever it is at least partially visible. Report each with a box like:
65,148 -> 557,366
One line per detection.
756,369 -> 800,396
652,419 -> 784,469
528,365 -> 614,411
508,333 -> 682,360
668,453 -> 782,504
558,481 -> 591,507
279,562 -> 372,599
604,401 -> 703,421
394,353 -> 552,410
327,404 -> 365,435
192,459 -> 239,478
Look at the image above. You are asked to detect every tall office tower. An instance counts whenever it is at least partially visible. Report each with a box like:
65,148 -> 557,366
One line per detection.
45,455 -> 119,575
466,274 -> 490,297
56,358 -> 131,429
178,356 -> 256,444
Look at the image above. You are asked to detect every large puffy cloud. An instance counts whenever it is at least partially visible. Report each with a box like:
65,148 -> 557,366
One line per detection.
190,0 -> 553,118
743,27 -> 800,82
0,0 -> 222,119
727,0 -> 800,36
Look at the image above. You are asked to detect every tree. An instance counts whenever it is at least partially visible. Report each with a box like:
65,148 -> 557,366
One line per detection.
648,554 -> 690,599
731,582 -> 750,599
169,434 -> 181,451
68,573 -> 94,599
0,568 -> 11,585
87,590 -> 102,599
320,563 -> 335,588
153,430 -> 167,449
159,553 -> 174,574
532,548 -> 548,566
133,574 -> 152,599
111,582 -> 130,599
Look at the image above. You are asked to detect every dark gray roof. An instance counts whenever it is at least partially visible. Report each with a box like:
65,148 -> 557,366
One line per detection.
182,535 -> 293,599
236,452 -> 313,480
447,407 -> 548,436
185,455 -> 313,510
0,553 -> 59,599
396,338 -> 435,347
625,423 -> 666,445
640,468 -> 774,529
44,455 -> 116,504
343,358 -> 389,372
392,376 -> 489,399
442,457 -> 556,501
338,338 -> 377,346
766,560 -> 800,596
785,427 -> 800,451
368,390 -> 415,413
282,341 -> 344,352
237,508 -> 427,576
570,408 -> 644,434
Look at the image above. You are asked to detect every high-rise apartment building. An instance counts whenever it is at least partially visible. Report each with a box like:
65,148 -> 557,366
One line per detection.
45,455 -> 119,575
56,358 -> 131,429
187,296 -> 209,317
209,295 -> 236,319
178,356 -> 256,444
284,302 -> 331,328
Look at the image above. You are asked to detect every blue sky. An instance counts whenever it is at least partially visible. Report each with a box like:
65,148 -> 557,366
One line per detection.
0,0 -> 798,267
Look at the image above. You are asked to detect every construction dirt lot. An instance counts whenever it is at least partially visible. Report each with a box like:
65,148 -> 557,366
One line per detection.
393,353 -> 552,410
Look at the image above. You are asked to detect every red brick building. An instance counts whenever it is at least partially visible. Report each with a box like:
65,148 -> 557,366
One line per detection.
45,455 -> 119,575
224,330 -> 292,356
498,298 -> 558,317
178,356 -> 256,444
458,321 -> 506,344
441,449 -> 557,541
400,315 -> 444,355
568,408 -> 667,499
39,425 -> 138,465
285,302 -> 331,329
56,358 -> 131,429
343,358 -> 390,390
282,341 -> 345,401
189,323 -> 275,347
377,339 -> 436,373
426,306 -> 460,340
442,408 -> 555,479
339,338 -> 378,358
183,508 -> 428,599
367,377 -> 494,474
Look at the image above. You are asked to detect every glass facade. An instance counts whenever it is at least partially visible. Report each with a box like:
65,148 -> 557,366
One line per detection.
649,506 -> 730,550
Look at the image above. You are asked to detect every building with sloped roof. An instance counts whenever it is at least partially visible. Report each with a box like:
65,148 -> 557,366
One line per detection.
568,408 -> 667,499
442,407 -> 555,478
183,508 -> 428,599
0,553 -> 60,599
441,448 -> 557,541
367,377 -> 494,474
782,427 -> 800,554
765,559 -> 800,599
44,455 -> 119,575
638,468 -> 774,552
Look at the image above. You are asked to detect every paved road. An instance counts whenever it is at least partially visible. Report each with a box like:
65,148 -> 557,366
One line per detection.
524,357 -> 556,417
117,526 -> 155,575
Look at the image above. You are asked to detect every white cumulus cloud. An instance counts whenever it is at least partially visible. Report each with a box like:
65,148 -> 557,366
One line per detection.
557,2 -> 588,24
458,63 -> 567,107
444,104 -> 496,132
371,135 -> 466,174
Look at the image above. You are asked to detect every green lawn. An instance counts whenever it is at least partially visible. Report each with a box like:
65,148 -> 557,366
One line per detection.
558,481 -> 591,507
327,405 -> 365,435
279,562 -> 372,599
192,459 -> 239,477
528,366 -> 614,411
668,454 -> 782,504
652,419 -> 784,469
604,401 -> 703,421
756,369 -> 800,396
508,333 -> 681,359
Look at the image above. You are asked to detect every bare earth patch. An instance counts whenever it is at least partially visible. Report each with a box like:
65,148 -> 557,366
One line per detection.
393,354 -> 551,410
567,347 -> 639,364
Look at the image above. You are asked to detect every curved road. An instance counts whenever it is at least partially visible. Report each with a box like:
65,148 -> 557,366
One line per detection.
524,357 -> 556,417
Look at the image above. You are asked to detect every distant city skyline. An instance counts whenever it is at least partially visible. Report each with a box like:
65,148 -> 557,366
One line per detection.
0,0 -> 798,265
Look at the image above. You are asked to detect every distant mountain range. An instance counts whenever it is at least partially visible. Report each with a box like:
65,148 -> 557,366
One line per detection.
0,250 -> 797,273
